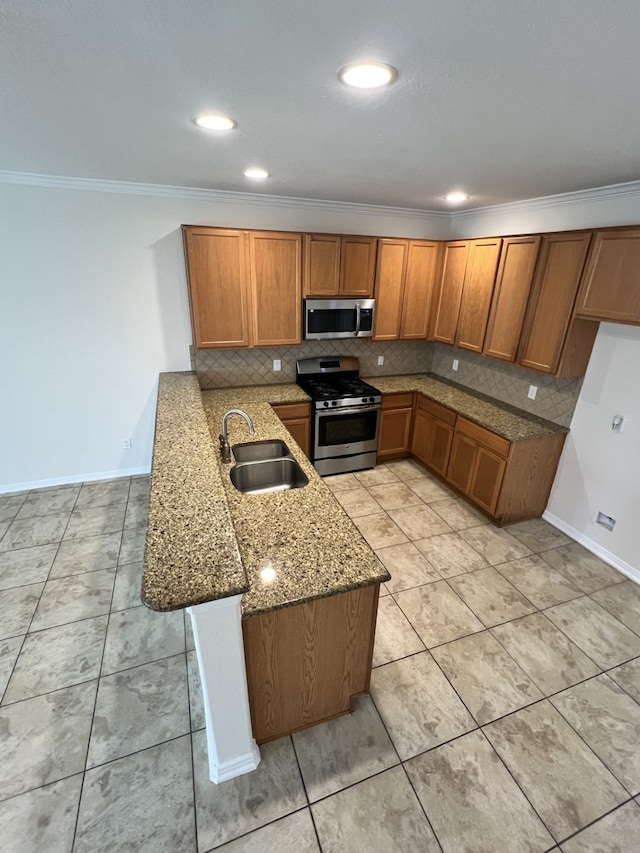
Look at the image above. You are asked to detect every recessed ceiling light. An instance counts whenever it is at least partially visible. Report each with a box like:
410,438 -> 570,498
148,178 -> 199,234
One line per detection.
444,191 -> 470,204
338,62 -> 397,89
192,114 -> 237,131
244,167 -> 269,180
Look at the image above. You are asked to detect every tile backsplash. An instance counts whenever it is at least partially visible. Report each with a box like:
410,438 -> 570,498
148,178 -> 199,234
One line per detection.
193,339 -> 433,389
430,343 -> 582,427
193,339 -> 582,427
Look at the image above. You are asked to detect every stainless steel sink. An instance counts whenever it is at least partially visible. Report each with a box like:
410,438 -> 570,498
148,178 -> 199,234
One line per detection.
230,457 -> 309,494
232,439 -> 290,464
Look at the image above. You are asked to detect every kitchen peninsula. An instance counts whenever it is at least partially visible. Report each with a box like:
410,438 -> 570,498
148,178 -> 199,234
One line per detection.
142,369 -> 568,783
142,371 -> 389,783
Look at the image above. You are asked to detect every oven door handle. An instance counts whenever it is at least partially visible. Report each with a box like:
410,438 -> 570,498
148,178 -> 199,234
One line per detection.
354,302 -> 361,337
316,403 -> 381,417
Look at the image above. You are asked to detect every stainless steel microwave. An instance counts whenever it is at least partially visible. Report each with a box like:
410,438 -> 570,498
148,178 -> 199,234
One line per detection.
304,298 -> 375,340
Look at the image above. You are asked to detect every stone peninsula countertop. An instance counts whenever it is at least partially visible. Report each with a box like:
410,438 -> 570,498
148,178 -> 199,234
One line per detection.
142,372 -> 248,612
143,371 -> 564,615
368,374 -> 567,441
143,374 -> 389,616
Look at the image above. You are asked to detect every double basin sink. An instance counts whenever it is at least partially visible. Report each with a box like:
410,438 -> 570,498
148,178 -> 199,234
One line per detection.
230,439 -> 309,495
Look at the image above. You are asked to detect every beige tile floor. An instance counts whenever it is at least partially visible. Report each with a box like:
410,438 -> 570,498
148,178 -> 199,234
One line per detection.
1,462 -> 640,852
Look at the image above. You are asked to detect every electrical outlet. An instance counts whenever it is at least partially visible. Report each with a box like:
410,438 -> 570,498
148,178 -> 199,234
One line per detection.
527,385 -> 537,400
122,438 -> 132,449
452,359 -> 459,371
611,415 -> 625,432
272,359 -> 281,372
377,355 -> 384,366
596,511 -> 616,531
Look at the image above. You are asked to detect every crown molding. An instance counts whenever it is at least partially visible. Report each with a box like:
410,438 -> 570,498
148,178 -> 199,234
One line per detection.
453,179 -> 640,223
0,169 -> 449,223
3,168 -> 640,230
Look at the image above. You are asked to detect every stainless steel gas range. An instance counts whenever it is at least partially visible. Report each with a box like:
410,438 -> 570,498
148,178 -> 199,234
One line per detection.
296,356 -> 382,476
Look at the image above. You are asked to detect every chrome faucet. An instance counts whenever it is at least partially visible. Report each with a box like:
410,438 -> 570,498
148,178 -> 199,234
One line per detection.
219,409 -> 255,463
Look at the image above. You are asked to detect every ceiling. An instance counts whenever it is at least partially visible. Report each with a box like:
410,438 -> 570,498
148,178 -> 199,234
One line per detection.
2,0 -> 640,211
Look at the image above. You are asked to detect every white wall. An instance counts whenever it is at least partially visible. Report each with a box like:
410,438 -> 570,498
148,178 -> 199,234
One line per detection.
0,179 -> 446,491
545,324 -> 640,576
451,184 -> 640,576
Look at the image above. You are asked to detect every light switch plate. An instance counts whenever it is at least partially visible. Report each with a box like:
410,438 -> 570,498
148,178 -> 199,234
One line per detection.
377,355 -> 384,366
452,359 -> 459,371
273,359 -> 281,372
528,385 -> 537,400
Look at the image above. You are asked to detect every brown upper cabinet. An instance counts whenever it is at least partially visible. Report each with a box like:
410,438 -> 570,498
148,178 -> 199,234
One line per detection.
575,228 -> 640,325
430,237 -> 504,351
303,234 -> 377,297
183,226 -> 302,348
483,235 -> 541,362
373,239 -> 440,341
454,237 -> 503,352
429,241 -> 470,343
517,232 -> 598,376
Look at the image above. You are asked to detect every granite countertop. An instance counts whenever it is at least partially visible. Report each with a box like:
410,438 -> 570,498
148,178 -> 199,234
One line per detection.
143,374 -> 389,616
369,373 -> 568,441
143,370 -> 563,616
142,373 -> 248,612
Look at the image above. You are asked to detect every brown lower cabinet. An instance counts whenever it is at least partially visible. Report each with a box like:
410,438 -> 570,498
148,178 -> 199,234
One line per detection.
445,416 -> 566,524
407,396 -> 566,525
271,403 -> 311,458
377,393 -> 414,460
446,419 -> 509,515
242,584 -> 379,744
410,396 -> 456,478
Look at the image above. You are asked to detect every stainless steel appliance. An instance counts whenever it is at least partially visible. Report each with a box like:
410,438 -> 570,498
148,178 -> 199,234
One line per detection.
304,298 -> 375,340
296,356 -> 381,475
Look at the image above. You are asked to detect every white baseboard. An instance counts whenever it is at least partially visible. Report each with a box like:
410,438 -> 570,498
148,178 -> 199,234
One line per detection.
543,511 -> 640,585
208,746 -> 261,784
0,466 -> 151,495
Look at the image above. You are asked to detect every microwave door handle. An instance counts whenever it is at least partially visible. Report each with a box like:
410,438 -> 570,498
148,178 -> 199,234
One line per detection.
354,302 -> 361,337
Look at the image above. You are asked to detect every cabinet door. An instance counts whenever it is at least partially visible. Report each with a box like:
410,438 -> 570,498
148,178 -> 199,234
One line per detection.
575,229 -> 640,324
248,232 -> 302,346
455,238 -> 503,352
378,402 -> 413,459
430,241 -> 469,343
272,403 -> 311,458
518,232 -> 592,374
400,241 -> 440,340
303,234 -> 341,297
373,239 -> 408,340
410,407 -> 430,465
182,227 -> 250,348
428,416 -> 455,477
411,408 -> 454,477
281,418 -> 310,458
468,446 -> 506,514
446,432 -> 476,493
484,236 -> 541,361
340,236 -> 377,296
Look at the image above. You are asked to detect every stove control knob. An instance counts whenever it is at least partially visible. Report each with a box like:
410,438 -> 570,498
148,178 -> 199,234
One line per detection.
331,400 -> 338,406
362,397 -> 367,403
323,401 -> 329,408
369,397 -> 375,403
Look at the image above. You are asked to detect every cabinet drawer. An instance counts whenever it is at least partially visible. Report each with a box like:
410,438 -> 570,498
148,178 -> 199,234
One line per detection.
381,392 -> 414,410
456,417 -> 510,458
271,402 -> 310,420
416,395 -> 456,427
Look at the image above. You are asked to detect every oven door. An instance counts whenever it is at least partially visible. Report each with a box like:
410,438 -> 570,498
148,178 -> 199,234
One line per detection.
314,404 -> 380,460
